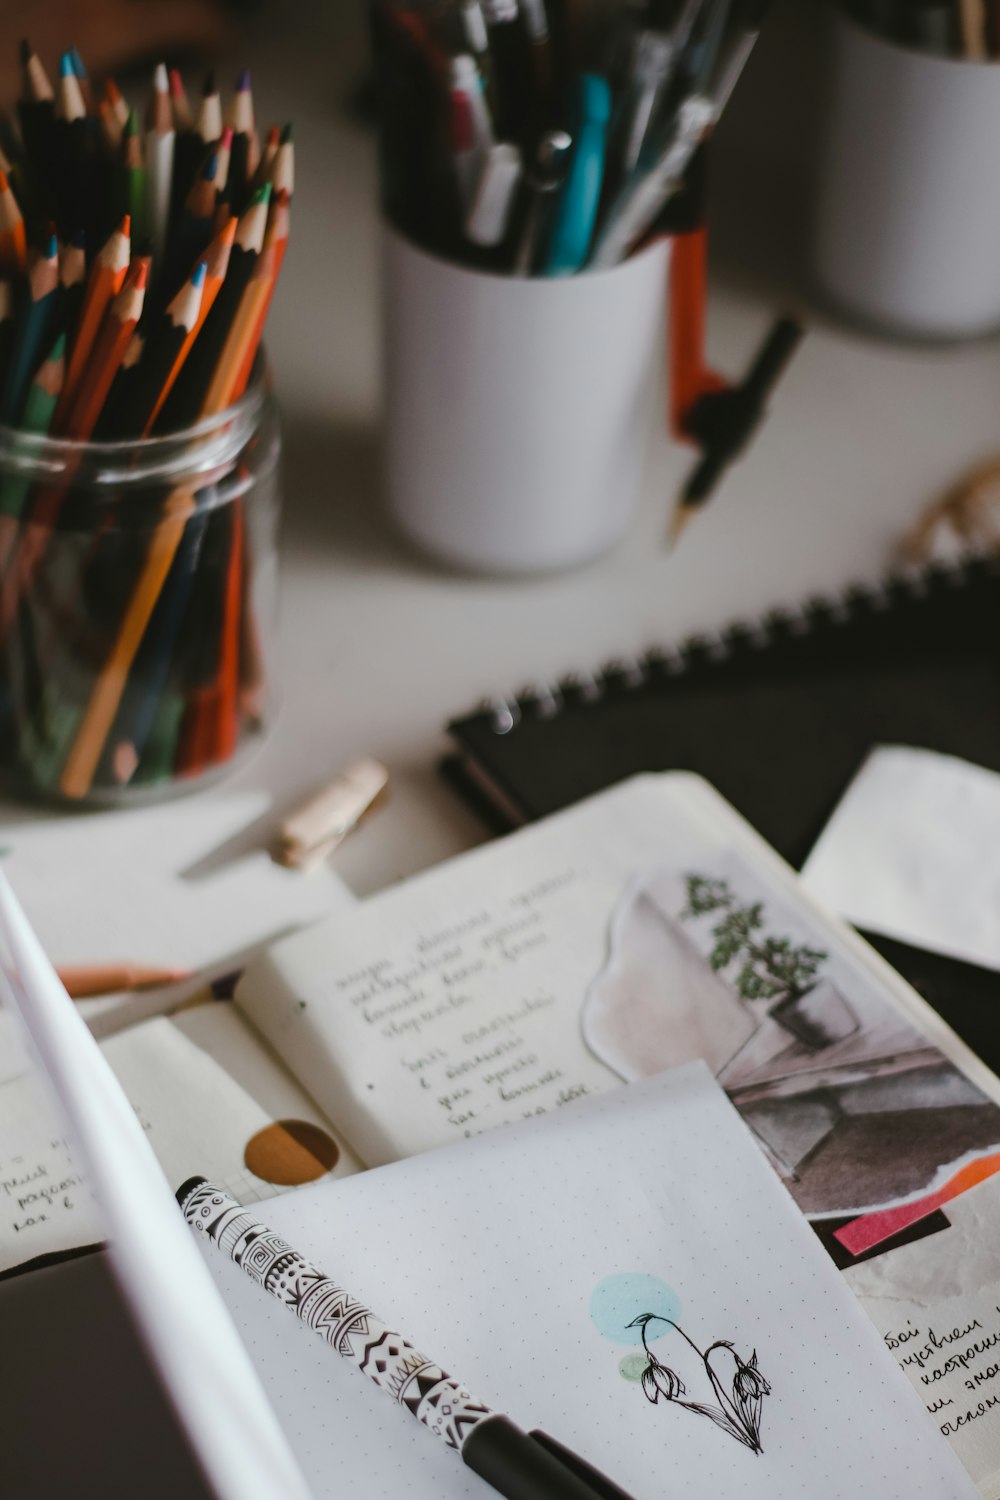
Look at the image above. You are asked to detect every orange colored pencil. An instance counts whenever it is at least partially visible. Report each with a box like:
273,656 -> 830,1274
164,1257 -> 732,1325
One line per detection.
201,243 -> 275,415
146,216 -> 236,430
55,214 -> 130,428
212,499 -> 244,760
105,76 -> 129,132
58,489 -> 196,799
0,169 -> 27,277
231,191 -> 288,396
63,257 -> 147,440
58,962 -> 193,998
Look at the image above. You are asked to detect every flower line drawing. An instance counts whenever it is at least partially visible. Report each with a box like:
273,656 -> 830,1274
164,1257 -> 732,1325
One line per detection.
629,1313 -> 771,1454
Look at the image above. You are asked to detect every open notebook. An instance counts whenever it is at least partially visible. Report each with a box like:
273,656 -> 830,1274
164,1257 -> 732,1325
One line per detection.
231,773 -> 1000,1495
0,879 -> 979,1500
5,774 -> 1000,1495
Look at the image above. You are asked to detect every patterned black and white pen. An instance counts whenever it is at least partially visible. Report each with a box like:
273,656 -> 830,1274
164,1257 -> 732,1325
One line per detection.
178,1179 -> 635,1500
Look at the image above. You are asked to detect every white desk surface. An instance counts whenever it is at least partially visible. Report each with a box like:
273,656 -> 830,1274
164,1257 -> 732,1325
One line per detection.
222,0 -> 1000,899
4,5 -> 1000,1494
4,0 -> 999,895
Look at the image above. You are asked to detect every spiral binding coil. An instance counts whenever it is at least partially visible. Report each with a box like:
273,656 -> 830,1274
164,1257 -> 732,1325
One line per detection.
479,553 -> 998,736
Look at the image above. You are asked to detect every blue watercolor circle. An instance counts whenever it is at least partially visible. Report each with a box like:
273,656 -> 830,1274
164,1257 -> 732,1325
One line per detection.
590,1273 -> 680,1345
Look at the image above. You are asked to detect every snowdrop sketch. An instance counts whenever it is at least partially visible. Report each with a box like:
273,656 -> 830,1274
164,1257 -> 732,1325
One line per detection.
629,1313 -> 771,1454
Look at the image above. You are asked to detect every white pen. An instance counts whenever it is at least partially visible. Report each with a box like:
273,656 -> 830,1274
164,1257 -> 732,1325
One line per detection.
448,54 -> 495,211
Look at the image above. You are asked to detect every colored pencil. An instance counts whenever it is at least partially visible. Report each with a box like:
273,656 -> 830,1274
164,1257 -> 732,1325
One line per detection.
145,63 -> 176,265
0,331 -> 65,572
0,169 -> 27,277
270,124 -> 295,199
63,257 -> 148,440
150,216 -> 237,430
58,487 -> 197,799
53,51 -> 92,238
57,229 -> 87,344
58,962 -> 192,998
226,68 -> 260,214
120,110 -> 147,247
231,192 -> 288,395
196,72 -> 223,148
0,232 -> 59,425
0,280 -> 14,389
111,262 -> 208,438
55,213 -> 130,428
159,184 -> 270,430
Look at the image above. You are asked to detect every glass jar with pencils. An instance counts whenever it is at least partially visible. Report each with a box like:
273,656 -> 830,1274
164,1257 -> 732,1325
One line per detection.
0,372 -> 279,803
0,49 -> 293,801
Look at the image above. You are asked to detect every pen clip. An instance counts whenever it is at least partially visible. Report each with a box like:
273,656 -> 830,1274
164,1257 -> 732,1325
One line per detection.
528,1429 -> 638,1500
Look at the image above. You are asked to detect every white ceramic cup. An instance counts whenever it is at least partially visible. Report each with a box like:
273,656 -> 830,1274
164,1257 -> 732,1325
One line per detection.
381,227 -> 670,574
813,7 -> 1000,340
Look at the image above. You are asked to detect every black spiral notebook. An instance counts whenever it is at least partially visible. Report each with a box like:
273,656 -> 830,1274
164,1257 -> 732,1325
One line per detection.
443,554 -> 1000,1068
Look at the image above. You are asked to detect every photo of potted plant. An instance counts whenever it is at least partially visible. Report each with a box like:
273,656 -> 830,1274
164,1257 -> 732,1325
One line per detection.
680,875 -> 859,1051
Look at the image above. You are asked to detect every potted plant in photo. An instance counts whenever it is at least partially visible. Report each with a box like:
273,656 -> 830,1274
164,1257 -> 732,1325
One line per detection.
680,875 -> 859,1050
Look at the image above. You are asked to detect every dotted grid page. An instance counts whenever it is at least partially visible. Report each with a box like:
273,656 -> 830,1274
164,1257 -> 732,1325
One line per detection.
195,1063 -> 979,1500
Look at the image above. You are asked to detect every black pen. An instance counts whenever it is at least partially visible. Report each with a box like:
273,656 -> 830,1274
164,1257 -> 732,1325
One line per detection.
673,314 -> 803,534
178,1179 -> 638,1500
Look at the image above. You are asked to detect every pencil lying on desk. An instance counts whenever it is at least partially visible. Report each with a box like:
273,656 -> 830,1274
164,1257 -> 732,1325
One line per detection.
57,962 -> 193,998
179,1179 -> 637,1500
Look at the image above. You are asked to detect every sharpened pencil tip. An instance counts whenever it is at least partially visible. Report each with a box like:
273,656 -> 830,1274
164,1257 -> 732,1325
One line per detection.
0,169 -> 8,192
236,66 -> 251,92
71,228 -> 86,247
49,331 -> 67,360
59,52 -> 75,79
168,67 -> 185,98
280,122 -> 293,144
192,261 -> 207,288
19,39 -> 31,66
250,183 -> 272,206
124,107 -> 139,135
44,231 -> 58,258
70,45 -> 88,79
201,153 -> 219,180
153,61 -> 169,92
203,70 -> 216,96
221,125 -> 233,149
119,213 -> 131,236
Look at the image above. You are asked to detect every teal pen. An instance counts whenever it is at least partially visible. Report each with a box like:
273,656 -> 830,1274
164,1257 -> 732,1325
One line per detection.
543,74 -> 611,276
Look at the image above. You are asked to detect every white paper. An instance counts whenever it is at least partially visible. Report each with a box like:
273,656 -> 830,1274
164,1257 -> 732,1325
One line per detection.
0,871 -> 314,1500
0,1008 -> 362,1274
0,790 -> 353,1040
846,1172 -> 1000,1499
801,746 -> 1000,972
197,1064 -> 978,1499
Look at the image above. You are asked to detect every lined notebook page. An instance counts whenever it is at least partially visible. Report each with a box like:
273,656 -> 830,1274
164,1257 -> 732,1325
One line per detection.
196,1065 -> 977,1500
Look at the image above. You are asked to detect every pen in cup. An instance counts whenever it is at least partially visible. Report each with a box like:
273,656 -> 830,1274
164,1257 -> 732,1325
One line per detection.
512,127 -> 572,272
178,1178 -> 637,1500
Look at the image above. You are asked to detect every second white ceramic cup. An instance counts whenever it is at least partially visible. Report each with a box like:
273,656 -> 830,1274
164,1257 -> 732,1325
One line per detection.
813,7 -> 1000,339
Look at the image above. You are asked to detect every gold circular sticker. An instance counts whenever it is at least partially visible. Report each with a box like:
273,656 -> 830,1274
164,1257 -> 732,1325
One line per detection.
244,1119 -> 340,1185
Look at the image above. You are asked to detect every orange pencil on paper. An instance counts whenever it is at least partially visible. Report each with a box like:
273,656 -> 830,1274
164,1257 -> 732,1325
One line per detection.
58,963 -> 194,999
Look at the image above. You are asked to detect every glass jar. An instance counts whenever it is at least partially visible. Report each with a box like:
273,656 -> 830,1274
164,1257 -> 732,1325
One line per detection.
0,373 -> 280,805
